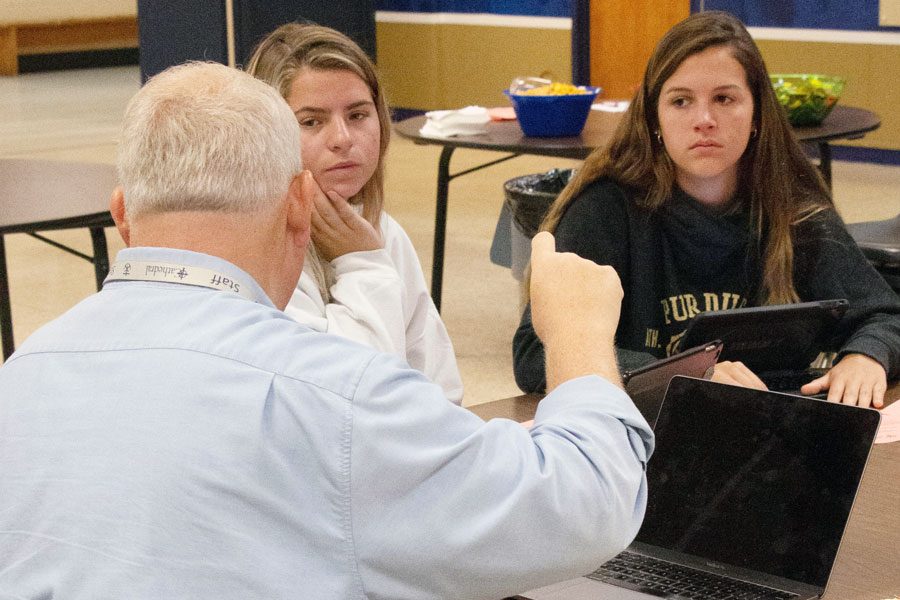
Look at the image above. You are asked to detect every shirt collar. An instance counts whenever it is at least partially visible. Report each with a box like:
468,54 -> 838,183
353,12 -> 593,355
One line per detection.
107,247 -> 275,308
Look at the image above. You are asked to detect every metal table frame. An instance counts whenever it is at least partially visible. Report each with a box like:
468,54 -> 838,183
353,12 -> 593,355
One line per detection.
1,159 -> 118,360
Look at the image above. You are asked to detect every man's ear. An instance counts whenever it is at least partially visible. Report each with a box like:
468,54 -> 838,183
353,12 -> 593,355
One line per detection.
109,186 -> 131,247
287,171 -> 314,248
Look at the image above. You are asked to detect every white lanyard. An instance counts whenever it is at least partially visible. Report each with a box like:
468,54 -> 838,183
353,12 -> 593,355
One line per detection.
104,260 -> 258,302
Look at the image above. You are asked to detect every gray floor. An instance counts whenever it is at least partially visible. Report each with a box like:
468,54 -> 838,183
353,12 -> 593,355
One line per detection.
2,65 -> 899,405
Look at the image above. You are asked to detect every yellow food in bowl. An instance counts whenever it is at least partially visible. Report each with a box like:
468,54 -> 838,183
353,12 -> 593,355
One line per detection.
519,82 -> 592,96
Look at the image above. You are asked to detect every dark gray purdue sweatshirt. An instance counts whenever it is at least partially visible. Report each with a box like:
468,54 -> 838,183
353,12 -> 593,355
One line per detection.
512,178 -> 900,393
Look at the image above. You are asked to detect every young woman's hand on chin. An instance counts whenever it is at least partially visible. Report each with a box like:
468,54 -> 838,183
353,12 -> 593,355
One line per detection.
310,186 -> 383,261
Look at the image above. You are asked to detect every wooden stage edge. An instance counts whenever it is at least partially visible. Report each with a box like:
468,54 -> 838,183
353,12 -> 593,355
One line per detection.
0,16 -> 138,76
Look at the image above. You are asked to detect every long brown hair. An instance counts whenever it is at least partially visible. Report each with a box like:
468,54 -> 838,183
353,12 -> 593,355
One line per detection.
542,11 -> 830,304
245,23 -> 390,227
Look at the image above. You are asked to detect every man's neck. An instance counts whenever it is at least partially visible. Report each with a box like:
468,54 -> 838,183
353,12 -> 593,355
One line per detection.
126,211 -> 297,309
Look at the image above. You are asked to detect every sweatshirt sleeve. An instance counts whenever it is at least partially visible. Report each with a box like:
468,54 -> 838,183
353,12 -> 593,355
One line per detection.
283,249 -> 409,357
349,356 -> 654,600
380,213 -> 464,404
794,209 -> 900,379
513,303 -> 548,393
284,214 -> 464,404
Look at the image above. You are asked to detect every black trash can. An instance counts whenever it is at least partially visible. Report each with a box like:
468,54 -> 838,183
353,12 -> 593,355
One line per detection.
501,168 -> 575,279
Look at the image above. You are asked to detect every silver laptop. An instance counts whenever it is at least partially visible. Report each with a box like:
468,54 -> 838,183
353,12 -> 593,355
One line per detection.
521,376 -> 880,600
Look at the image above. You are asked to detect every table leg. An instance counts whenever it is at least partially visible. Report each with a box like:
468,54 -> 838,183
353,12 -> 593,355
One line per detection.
89,226 -> 110,290
428,148 -> 523,312
431,146 -> 455,312
0,235 -> 14,361
818,142 -> 832,189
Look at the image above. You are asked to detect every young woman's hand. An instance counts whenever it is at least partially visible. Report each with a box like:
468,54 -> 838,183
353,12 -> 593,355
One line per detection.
801,353 -> 888,408
710,361 -> 768,390
310,188 -> 383,261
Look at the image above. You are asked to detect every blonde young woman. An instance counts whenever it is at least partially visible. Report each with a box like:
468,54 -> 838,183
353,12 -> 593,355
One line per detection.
513,11 -> 899,408
247,23 -> 463,403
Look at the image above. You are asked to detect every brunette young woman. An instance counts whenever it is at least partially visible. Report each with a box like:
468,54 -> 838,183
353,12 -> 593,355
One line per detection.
247,23 -> 463,403
513,11 -> 899,408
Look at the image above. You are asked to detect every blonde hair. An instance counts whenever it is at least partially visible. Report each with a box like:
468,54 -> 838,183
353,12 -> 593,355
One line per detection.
118,61 -> 301,221
541,11 -> 830,305
245,23 -> 391,299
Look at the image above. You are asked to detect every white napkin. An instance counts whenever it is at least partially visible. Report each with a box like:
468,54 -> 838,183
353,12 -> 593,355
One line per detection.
419,105 -> 490,138
592,100 -> 630,113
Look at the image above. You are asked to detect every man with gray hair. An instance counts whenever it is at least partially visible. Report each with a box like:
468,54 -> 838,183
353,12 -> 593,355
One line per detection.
0,62 -> 652,599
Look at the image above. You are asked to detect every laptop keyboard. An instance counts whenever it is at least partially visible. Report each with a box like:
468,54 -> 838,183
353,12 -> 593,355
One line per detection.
588,551 -> 799,599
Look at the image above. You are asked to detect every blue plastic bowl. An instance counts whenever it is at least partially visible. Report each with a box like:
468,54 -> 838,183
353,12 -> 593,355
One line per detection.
504,86 -> 601,137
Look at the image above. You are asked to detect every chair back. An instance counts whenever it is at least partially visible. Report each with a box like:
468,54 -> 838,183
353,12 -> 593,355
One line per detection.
847,213 -> 900,293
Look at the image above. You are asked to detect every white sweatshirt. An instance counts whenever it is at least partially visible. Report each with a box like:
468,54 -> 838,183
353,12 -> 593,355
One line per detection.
284,212 -> 464,404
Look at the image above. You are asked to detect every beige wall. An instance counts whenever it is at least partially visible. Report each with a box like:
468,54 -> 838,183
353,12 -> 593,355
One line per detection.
0,0 -> 137,76
4,6 -> 895,153
376,21 -> 900,152
0,0 -> 135,23
758,39 -> 900,151
376,21 -> 571,110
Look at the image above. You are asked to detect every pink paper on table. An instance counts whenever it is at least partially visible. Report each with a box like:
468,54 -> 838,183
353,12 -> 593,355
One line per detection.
874,400 -> 900,444
488,106 -> 517,121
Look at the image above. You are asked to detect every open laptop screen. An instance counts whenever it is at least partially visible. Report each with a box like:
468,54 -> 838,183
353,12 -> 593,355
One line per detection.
637,377 -> 879,588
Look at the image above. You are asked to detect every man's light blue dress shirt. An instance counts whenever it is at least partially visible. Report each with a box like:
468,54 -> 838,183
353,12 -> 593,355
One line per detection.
0,247 -> 653,600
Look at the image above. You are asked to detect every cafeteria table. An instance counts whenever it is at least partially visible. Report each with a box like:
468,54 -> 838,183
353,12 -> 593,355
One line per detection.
395,105 -> 881,312
0,159 -> 117,360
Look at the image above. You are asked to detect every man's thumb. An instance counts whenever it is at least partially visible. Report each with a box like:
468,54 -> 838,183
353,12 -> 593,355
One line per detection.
531,231 -> 556,265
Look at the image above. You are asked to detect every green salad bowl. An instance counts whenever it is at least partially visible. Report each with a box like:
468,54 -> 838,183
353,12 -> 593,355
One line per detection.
770,74 -> 845,126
